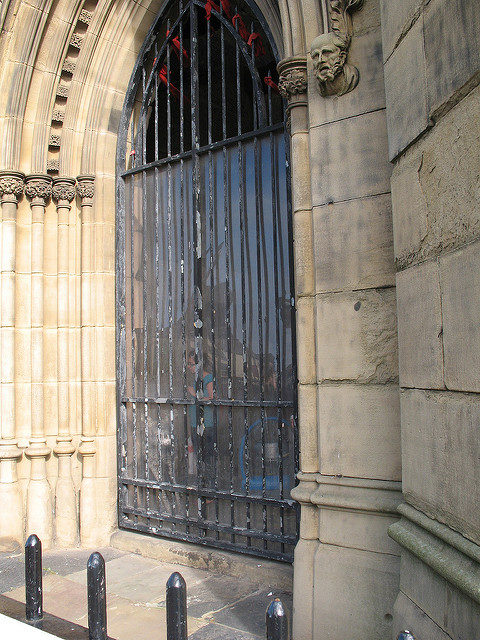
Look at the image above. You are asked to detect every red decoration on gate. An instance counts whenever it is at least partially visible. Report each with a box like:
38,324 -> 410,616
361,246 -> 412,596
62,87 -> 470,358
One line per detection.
166,30 -> 189,63
247,31 -> 265,57
264,75 -> 280,93
158,65 -> 190,103
232,13 -> 249,41
205,0 -> 232,20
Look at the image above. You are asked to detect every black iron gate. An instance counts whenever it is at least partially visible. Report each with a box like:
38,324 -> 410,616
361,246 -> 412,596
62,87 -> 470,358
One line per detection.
116,0 -> 298,561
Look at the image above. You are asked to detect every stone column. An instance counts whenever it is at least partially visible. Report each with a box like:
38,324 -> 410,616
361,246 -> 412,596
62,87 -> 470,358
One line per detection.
24,174 -> 53,548
77,175 -> 97,546
52,177 -> 78,546
277,57 -> 318,640
0,171 -> 24,546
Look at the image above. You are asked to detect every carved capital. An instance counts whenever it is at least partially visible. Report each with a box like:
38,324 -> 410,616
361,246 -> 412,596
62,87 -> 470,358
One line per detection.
311,0 -> 364,97
76,175 -> 95,201
52,177 -> 76,204
0,171 -> 25,202
277,56 -> 308,101
25,174 -> 53,203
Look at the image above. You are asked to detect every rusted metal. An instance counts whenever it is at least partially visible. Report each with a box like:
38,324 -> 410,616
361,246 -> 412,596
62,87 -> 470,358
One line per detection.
116,0 -> 298,561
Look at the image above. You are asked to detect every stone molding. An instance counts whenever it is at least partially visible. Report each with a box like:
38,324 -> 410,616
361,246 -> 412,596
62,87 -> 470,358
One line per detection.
25,174 -> 53,203
292,472 -> 402,514
310,0 -> 364,97
0,171 -> 24,201
76,174 -> 95,200
389,504 -> 480,605
277,56 -> 308,103
52,177 -> 76,204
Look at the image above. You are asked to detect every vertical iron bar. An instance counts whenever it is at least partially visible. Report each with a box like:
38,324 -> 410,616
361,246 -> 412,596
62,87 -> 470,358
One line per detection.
268,87 -> 285,548
143,171 -> 149,520
190,1 -> 205,526
166,572 -> 187,640
220,0 -> 234,543
167,20 -> 172,159
206,6 -> 219,536
253,43 -> 267,549
87,553 -> 107,640
154,42 -> 159,162
153,42 -> 160,517
266,599 -> 288,640
235,11 -> 251,547
167,20 -> 176,526
25,534 -> 42,621
179,9 -> 189,532
131,173 -> 138,514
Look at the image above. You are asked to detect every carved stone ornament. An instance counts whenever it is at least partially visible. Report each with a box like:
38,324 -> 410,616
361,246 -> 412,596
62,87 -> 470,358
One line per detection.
52,177 -> 76,203
0,171 -> 25,198
76,175 -> 95,200
277,56 -> 308,100
311,0 -> 364,97
25,175 -> 53,202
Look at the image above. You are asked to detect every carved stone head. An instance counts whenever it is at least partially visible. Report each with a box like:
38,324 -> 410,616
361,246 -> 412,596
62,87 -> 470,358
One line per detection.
310,32 -> 348,83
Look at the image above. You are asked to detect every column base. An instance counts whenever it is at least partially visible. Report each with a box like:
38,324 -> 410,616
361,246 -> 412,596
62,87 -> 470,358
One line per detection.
54,441 -> 78,547
0,443 -> 23,544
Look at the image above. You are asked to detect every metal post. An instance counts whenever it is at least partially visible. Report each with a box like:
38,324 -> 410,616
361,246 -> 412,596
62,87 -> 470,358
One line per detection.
25,534 -> 43,621
166,572 -> 187,640
87,552 -> 107,640
266,598 -> 288,640
397,632 -> 416,640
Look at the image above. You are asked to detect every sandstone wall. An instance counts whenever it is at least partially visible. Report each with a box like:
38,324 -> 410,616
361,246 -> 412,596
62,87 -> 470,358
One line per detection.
289,1 -> 401,639
381,0 -> 480,636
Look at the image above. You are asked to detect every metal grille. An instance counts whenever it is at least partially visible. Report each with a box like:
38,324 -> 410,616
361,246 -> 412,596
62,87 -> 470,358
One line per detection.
116,0 -> 298,561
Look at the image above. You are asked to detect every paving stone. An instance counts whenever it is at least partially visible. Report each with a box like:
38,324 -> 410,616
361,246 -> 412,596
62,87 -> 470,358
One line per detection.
102,562 -> 211,604
212,589 -> 292,637
42,547 -> 126,577
189,621 -> 262,640
0,553 -> 24,593
66,552 -> 167,587
185,574 -> 259,618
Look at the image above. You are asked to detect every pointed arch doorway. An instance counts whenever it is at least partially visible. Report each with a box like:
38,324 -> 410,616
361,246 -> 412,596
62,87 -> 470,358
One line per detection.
116,0 -> 298,561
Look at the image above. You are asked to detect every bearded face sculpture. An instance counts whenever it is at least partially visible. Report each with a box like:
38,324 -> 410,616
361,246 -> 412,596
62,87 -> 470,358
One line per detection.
310,32 -> 359,96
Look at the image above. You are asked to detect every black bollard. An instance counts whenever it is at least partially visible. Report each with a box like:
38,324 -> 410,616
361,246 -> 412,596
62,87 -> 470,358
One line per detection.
397,632 -> 416,640
25,534 -> 43,621
266,598 -> 288,640
166,572 -> 187,640
87,552 -> 107,640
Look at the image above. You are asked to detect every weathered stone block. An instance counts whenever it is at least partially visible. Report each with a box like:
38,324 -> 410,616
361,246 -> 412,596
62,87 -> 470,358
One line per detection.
315,289 -> 398,384
424,0 -> 480,114
399,550 -> 447,626
308,27 -> 386,129
440,241 -> 480,393
318,384 -> 401,480
393,591 -> 451,640
309,109 -> 391,207
313,194 -> 394,294
380,0 -> 423,62
397,549 -> 480,640
292,539 -> 316,640
401,389 -> 480,544
296,296 -> 316,384
313,544 -> 399,640
293,209 -> 314,297
391,83 -> 480,269
319,508 -> 399,555
384,16 -> 429,160
396,260 -> 444,389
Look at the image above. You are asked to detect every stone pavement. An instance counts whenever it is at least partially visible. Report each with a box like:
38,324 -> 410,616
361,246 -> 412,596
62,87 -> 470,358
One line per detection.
0,547 -> 292,640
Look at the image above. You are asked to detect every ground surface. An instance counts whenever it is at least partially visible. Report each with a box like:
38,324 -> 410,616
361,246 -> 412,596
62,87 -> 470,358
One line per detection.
0,546 -> 292,640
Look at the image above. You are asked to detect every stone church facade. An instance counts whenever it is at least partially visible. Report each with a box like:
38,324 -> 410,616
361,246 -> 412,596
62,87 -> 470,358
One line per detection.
0,0 -> 478,638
